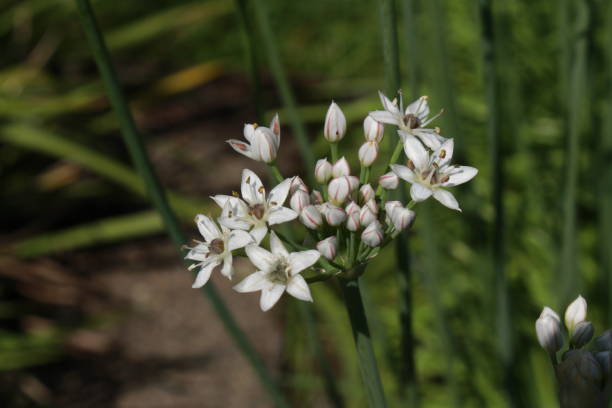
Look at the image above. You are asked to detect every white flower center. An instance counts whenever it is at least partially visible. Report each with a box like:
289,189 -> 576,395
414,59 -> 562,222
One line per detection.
268,259 -> 290,285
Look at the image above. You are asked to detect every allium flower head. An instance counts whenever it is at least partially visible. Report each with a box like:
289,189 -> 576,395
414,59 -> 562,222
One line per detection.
186,214 -> 254,287
213,169 -> 297,243
391,138 -> 478,211
233,232 -> 320,311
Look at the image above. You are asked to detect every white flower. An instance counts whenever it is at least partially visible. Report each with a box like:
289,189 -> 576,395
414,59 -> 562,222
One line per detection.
310,190 -> 324,205
315,158 -> 333,183
317,236 -> 337,260
320,203 -> 347,226
290,176 -> 309,194
391,138 -> 478,211
186,214 -> 254,287
361,220 -> 383,247
213,169 -> 297,243
300,205 -> 323,229
535,306 -> 564,353
290,189 -> 310,213
227,123 -> 280,163
384,200 -> 402,217
345,201 -> 361,231
369,91 -> 447,150
379,172 -> 399,190
324,101 -> 346,142
328,176 -> 351,205
359,204 -> 377,227
358,141 -> 378,167
347,176 -> 360,192
359,184 -> 375,203
363,115 -> 384,143
233,232 -> 320,311
565,295 -> 588,333
389,207 -> 416,231
332,157 -> 351,178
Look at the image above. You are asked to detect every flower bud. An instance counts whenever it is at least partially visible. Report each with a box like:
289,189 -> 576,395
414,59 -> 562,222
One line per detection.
332,157 -> 350,178
361,220 -> 383,247
364,199 -> 378,214
322,203 -> 347,226
251,126 -> 278,163
300,205 -> 322,229
390,207 -> 416,231
358,141 -> 379,167
595,330 -> 612,351
379,172 -> 399,190
315,158 -> 333,183
328,177 -> 351,205
347,176 -> 360,192
595,351 -> 612,375
571,321 -> 594,348
324,101 -> 346,142
363,116 -> 384,143
317,236 -> 338,260
565,295 -> 587,333
290,190 -> 310,213
310,189 -> 324,205
535,307 -> 563,354
359,184 -> 375,204
346,201 -> 360,216
359,205 -> 377,227
269,113 -> 281,144
290,176 -> 309,195
345,202 -> 361,232
385,200 -> 402,216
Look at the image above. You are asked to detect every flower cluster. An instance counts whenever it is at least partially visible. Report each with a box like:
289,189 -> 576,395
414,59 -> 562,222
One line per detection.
535,296 -> 612,407
186,91 -> 478,311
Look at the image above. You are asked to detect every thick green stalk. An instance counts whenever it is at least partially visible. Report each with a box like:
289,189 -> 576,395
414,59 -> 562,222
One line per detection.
250,0 -> 315,180
339,274 -> 388,408
377,0 -> 401,95
74,1 -> 288,407
604,0 -> 612,326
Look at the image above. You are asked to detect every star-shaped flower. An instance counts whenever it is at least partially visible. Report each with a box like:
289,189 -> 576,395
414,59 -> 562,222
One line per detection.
391,138 -> 478,211
213,169 -> 298,243
233,232 -> 320,311
186,214 -> 254,288
226,115 -> 280,163
369,91 -> 447,150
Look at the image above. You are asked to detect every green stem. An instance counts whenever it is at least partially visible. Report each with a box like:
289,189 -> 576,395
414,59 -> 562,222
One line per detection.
250,0 -> 315,181
330,142 -> 339,163
269,163 -> 285,183
339,273 -> 388,408
75,2 -> 288,407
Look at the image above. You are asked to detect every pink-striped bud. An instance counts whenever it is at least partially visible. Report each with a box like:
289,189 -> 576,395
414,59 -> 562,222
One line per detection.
324,101 -> 346,142
364,199 -> 379,214
363,116 -> 384,142
269,113 -> 281,147
385,200 -> 402,216
347,176 -> 360,192
315,158 -> 333,183
316,236 -> 338,260
389,207 -> 416,231
359,204 -> 377,227
321,203 -> 347,226
379,172 -> 399,190
290,176 -> 309,195
358,141 -> 378,167
300,205 -> 322,229
359,184 -> 375,204
290,190 -> 310,213
332,157 -> 351,178
345,201 -> 361,232
310,189 -> 324,205
361,220 -> 383,247
328,177 -> 351,205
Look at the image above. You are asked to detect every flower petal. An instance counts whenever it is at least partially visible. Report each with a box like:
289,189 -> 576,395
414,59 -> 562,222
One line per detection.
286,275 -> 313,302
227,139 -> 256,160
233,271 -> 267,293
267,206 -> 298,225
220,254 -> 233,279
195,214 -> 221,241
390,164 -> 415,183
410,183 -> 433,202
369,111 -> 399,126
269,231 -> 289,257
192,259 -> 220,288
288,250 -> 320,275
185,243 -> 209,261
241,169 -> 265,206
211,194 -> 241,210
243,124 -> 256,142
260,284 -> 286,311
413,129 -> 444,151
228,230 -> 254,251
246,244 -> 275,271
433,189 -> 461,211
405,96 -> 430,121
378,91 -> 400,115
250,225 -> 268,244
433,138 -> 454,167
403,136 -> 429,170
268,178 -> 292,207
218,215 -> 251,231
442,166 -> 478,187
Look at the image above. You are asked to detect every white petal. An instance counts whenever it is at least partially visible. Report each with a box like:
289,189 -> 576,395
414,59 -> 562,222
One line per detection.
241,169 -> 265,206
413,129 -> 443,150
268,178 -> 292,207
185,243 -> 209,261
195,214 -> 221,241
378,91 -> 400,115
192,259 -> 220,288
246,244 -> 275,272
410,183 -> 433,202
403,136 -> 429,170
211,194 -> 241,210
442,166 -> 478,187
288,250 -> 321,275
233,271 -> 267,293
434,138 -> 454,167
250,225 -> 268,244
218,215 -> 251,231
243,124 -> 256,142
286,275 -> 313,302
267,206 -> 298,225
433,189 -> 461,211
269,231 -> 289,257
260,284 -> 286,311
220,254 -> 233,279
405,96 -> 430,121
369,111 -> 400,126
226,139 -> 256,160
390,164 -> 415,183
228,230 -> 254,251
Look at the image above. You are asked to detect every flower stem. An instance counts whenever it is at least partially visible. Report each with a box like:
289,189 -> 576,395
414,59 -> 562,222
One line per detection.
339,274 -> 388,408
75,2 -> 289,407
330,142 -> 339,162
269,163 -> 285,183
